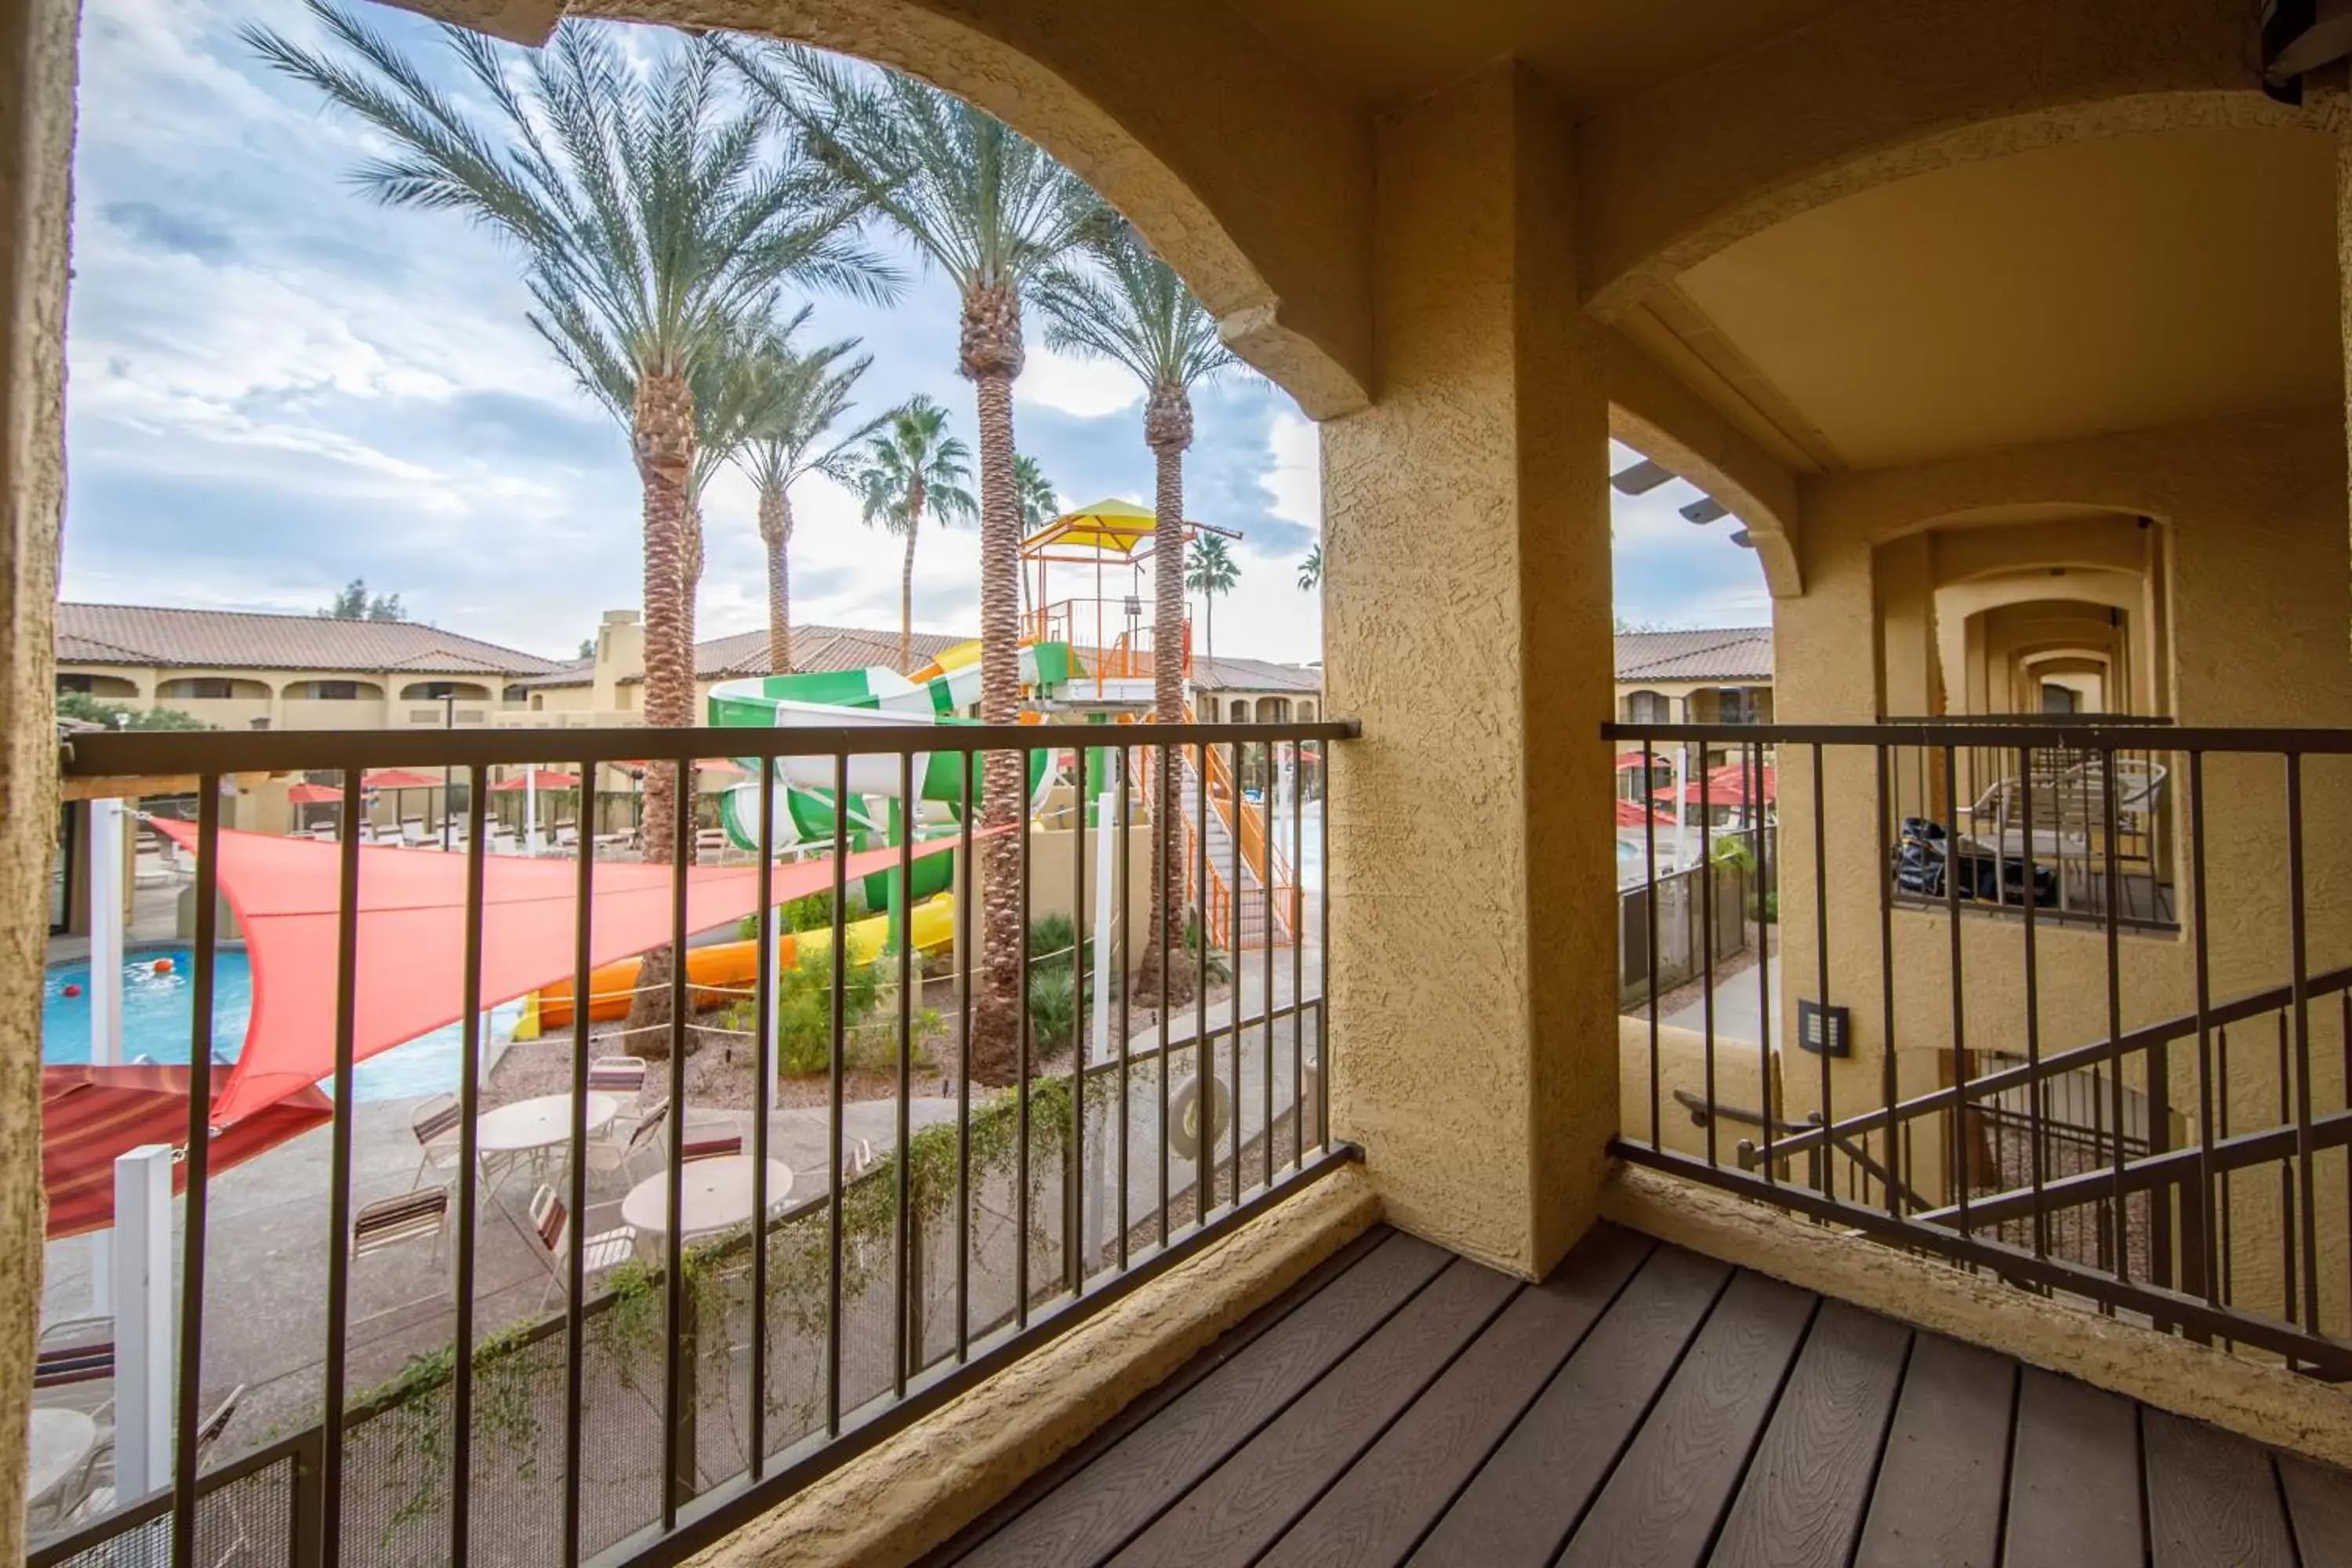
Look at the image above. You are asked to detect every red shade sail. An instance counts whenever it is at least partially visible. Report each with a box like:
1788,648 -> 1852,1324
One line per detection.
491,769 -> 581,792
1617,798 -> 1671,827
149,820 -> 975,1124
286,782 -> 341,804
41,1065 -> 332,1240
1654,762 -> 1777,808
362,769 -> 443,791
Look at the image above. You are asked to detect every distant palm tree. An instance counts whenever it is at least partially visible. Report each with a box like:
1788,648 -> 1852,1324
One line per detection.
1015,455 -> 1059,531
247,6 -> 896,906
857,397 -> 976,671
724,311 -> 884,672
1185,535 -> 1240,659
1033,224 -> 1237,1005
1298,543 -> 1322,592
728,42 -> 1102,1082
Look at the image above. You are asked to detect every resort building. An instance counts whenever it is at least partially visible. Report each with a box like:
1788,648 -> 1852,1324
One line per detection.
1613,625 -> 1773,727
1188,654 -> 1323,724
18,3 -> 2352,1566
53,602 -> 564,731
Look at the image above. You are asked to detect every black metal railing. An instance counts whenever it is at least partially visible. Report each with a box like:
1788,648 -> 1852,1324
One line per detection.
1609,717 -> 2352,1380
31,718 -> 1351,1568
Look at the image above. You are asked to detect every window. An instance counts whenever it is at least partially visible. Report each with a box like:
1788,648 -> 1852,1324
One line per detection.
56,673 -> 94,694
314,680 -> 361,701
185,677 -> 233,700
1716,688 -> 1759,724
1626,690 -> 1671,724
2040,682 -> 2080,714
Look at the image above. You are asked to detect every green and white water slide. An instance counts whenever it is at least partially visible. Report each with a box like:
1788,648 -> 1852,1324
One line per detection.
704,642 -> 1076,910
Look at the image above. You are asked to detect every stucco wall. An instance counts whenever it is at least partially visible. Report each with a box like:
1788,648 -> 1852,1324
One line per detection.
1,0 -> 74,1553
1762,408 -> 2352,1335
1324,64 -> 1616,1280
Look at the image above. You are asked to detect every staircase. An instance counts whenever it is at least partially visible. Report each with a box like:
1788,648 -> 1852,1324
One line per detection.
1174,747 -> 1296,952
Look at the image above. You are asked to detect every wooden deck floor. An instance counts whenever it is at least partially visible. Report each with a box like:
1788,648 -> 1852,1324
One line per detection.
930,1223 -> 2352,1568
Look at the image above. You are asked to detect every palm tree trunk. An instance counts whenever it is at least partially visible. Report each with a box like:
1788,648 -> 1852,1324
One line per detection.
628,371 -> 695,1053
967,296 -> 1027,1084
761,483 -> 793,672
900,481 -> 925,673
1135,383 -> 1196,1007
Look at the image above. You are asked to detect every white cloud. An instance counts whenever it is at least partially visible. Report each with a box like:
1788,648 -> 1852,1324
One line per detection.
1263,409 -> 1319,532
1014,346 -> 1142,419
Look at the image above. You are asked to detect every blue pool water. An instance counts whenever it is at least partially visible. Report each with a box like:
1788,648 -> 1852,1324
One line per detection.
42,946 -> 513,1102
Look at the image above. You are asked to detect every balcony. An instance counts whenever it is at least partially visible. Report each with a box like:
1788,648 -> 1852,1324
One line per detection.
30,714 -> 2352,1568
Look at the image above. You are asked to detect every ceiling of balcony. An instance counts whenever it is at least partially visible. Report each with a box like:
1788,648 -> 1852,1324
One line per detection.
1650,126 -> 2340,471
1238,0 -> 1843,110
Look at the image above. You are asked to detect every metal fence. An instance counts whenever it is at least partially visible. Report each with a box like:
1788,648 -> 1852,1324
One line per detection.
33,718 -> 1350,1568
1616,828 -> 1770,1008
1609,717 -> 2352,1380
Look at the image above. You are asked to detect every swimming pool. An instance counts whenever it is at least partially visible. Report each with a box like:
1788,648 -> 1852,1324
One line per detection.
42,946 -> 516,1102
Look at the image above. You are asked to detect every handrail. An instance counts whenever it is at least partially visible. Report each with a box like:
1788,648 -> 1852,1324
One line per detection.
1750,960 -> 2352,1168
1606,718 -> 2352,752
61,718 -> 1359,779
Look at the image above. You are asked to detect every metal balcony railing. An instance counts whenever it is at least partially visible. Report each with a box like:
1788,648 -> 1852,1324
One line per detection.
1609,718 -> 2352,1381
33,717 -> 1350,1568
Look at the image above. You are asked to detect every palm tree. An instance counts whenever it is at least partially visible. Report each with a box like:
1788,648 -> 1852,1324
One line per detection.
1186,535 -> 1240,659
723,310 -> 884,672
1032,226 -> 1236,1005
1298,543 -> 1322,592
1015,455 -> 1059,530
247,8 -> 897,1051
246,7 -> 896,887
856,397 -> 976,672
727,42 -> 1102,1083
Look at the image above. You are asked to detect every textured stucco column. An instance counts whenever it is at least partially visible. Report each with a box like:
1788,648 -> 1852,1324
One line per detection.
1,0 -> 74,1554
1323,63 -> 1616,1280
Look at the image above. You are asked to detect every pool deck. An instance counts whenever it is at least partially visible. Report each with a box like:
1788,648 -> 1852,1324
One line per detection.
39,1090 -> 960,1461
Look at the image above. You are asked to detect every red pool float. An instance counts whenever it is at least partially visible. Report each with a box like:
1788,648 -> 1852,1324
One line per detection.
151,957 -> 174,975
61,982 -> 80,998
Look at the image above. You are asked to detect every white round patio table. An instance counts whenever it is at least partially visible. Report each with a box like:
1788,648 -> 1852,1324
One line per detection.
622,1156 -> 794,1242
27,1407 -> 96,1512
474,1092 -> 619,1158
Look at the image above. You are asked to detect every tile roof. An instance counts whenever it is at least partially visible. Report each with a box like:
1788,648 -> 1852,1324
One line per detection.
1188,655 -> 1324,694
1614,626 -> 1773,684
522,624 -> 973,688
56,603 -> 564,677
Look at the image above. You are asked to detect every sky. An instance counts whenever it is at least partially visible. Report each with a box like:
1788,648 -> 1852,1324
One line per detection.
59,0 -> 1769,667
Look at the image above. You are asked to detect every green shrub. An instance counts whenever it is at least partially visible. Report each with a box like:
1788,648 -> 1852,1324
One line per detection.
736,888 -> 855,942
1183,910 -> 1232,987
57,691 -> 210,731
1028,964 -> 1077,1056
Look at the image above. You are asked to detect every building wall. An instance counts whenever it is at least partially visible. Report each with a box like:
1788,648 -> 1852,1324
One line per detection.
56,660 -> 536,731
1768,407 -> 2352,1335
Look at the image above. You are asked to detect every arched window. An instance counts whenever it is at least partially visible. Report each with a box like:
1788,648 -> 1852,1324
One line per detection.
1625,690 -> 1671,724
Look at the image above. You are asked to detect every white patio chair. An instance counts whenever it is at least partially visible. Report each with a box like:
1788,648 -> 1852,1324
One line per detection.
350,1186 -> 451,1275
587,1095 -> 668,1185
585,1054 -> 648,1108
527,1186 -> 637,1309
400,817 -> 427,845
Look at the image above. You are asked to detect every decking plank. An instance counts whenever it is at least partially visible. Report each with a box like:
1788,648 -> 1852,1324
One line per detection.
954,1230 -> 1452,1568
2142,1408 -> 2296,1568
1408,1244 -> 1731,1568
1255,1225 -> 1656,1568
1109,1256 -> 1523,1567
1553,1270 -> 1818,1568
1852,1334 -> 2016,1568
928,1226 -> 1398,1566
2279,1453 -> 2352,1568
1708,1300 -> 1913,1568
2002,1369 -> 2142,1568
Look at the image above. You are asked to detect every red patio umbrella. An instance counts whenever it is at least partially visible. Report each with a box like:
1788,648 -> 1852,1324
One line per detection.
1617,798 -> 1671,827
490,768 -> 582,792
361,769 -> 442,791
286,782 -> 340,805
1654,761 -> 1777,808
